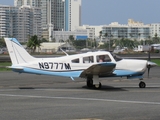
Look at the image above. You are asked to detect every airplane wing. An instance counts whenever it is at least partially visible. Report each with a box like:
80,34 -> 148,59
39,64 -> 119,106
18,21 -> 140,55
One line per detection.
80,62 -> 116,78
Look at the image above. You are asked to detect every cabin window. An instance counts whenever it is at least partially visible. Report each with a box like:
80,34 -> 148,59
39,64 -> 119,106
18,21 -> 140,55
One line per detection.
97,54 -> 111,62
83,56 -> 94,63
71,58 -> 79,63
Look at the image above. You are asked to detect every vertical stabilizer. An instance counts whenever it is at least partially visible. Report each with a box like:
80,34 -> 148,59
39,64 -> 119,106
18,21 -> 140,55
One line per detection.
4,38 -> 36,65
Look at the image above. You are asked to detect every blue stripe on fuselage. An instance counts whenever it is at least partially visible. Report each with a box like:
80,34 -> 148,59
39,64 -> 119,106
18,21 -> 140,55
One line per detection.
12,67 -> 145,79
113,69 -> 144,77
13,67 -> 82,78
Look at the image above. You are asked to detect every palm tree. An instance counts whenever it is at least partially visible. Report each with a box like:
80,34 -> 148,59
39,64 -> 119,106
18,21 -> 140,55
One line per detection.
104,32 -> 108,43
109,34 -> 114,51
0,38 -> 6,48
154,33 -> 158,38
129,33 -> 133,40
138,33 -> 141,41
68,35 -> 74,46
153,33 -> 159,43
27,35 -> 41,53
99,31 -> 102,38
104,32 -> 108,37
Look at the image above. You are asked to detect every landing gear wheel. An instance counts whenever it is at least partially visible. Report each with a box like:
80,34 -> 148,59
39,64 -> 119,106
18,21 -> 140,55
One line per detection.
94,82 -> 102,89
139,81 -> 146,88
87,79 -> 93,88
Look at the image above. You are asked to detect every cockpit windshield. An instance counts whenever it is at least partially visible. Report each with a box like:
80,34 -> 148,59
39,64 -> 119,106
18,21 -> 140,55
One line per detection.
111,53 -> 122,61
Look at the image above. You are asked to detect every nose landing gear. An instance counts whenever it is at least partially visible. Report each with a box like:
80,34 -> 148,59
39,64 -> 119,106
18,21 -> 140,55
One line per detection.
139,81 -> 146,88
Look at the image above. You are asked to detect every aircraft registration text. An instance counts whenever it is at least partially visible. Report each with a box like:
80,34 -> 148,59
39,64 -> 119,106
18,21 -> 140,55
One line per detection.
38,62 -> 71,70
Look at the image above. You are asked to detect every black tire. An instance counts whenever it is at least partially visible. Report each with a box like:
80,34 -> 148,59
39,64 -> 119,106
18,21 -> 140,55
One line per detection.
87,79 -> 93,88
94,82 -> 102,89
139,81 -> 146,88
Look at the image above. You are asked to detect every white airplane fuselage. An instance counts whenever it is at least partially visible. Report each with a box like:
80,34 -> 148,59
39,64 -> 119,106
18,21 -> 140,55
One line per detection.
12,51 -> 148,79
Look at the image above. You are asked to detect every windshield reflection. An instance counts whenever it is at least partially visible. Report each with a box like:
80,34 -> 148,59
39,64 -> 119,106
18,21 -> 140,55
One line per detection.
111,53 -> 122,61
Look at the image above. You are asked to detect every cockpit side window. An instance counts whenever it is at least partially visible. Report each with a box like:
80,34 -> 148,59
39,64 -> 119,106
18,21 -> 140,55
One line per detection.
97,54 -> 111,62
83,56 -> 94,63
71,58 -> 79,63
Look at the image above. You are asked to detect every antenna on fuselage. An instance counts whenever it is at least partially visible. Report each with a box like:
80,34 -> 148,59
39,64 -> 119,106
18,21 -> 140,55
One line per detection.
60,48 -> 69,56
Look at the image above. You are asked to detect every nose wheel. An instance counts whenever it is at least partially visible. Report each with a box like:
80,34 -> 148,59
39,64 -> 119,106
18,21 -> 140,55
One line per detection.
139,81 -> 146,88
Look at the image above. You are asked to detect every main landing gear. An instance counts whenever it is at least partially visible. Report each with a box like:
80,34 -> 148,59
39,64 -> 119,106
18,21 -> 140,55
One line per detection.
139,81 -> 146,88
86,77 -> 146,89
86,77 -> 102,89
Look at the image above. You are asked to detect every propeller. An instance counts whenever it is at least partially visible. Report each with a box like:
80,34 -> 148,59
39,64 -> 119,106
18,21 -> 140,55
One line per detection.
147,61 -> 157,78
147,64 -> 151,78
147,46 -> 157,77
147,50 -> 151,77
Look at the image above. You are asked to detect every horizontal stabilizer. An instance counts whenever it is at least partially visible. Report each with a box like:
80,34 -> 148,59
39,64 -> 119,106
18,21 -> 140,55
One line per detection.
11,66 -> 24,70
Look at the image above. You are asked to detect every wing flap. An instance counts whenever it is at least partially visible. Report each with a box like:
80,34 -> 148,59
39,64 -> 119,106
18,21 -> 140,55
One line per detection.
80,62 -> 116,78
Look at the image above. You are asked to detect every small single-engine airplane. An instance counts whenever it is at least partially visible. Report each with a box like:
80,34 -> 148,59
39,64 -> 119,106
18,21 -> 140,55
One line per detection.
4,38 -> 157,89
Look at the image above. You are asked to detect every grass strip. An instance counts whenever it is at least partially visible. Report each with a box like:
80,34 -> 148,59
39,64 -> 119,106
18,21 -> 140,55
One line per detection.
0,62 -> 11,71
151,59 -> 160,66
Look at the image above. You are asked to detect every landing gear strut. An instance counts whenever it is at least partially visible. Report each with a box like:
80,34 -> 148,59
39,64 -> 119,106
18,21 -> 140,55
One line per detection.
86,77 -> 102,89
139,81 -> 146,88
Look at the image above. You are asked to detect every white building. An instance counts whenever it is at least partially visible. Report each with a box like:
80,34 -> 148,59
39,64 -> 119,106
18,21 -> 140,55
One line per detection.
150,23 -> 160,37
75,25 -> 103,40
40,42 -> 65,53
75,19 -> 152,42
0,5 -> 41,42
52,29 -> 87,42
102,19 -> 151,41
14,0 -> 41,7
65,0 -> 81,31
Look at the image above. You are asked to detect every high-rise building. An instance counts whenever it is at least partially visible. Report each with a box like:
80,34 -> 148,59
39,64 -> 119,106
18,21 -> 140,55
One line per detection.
0,5 -> 41,42
64,0 -> 81,31
14,0 -> 41,7
14,0 -> 81,31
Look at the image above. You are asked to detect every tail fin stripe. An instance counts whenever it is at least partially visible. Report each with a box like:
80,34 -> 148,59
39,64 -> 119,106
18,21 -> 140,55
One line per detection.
11,41 -> 19,64
11,38 -> 23,47
12,41 -> 27,63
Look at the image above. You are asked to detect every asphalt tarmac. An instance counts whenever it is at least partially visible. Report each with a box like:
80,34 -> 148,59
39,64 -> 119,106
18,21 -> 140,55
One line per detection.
0,67 -> 160,120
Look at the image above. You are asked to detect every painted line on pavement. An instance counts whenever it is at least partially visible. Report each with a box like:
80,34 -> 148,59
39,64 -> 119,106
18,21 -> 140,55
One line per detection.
0,93 -> 160,105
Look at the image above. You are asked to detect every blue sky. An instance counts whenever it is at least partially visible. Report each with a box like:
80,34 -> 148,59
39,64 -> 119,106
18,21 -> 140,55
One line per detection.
1,0 -> 160,25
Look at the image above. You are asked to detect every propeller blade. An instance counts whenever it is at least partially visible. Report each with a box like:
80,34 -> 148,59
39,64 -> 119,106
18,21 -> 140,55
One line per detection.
147,61 -> 157,78
147,61 -> 157,68
148,51 -> 150,61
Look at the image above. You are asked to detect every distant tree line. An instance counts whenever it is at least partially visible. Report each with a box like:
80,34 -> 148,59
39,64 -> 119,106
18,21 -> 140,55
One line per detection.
2,33 -> 160,53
